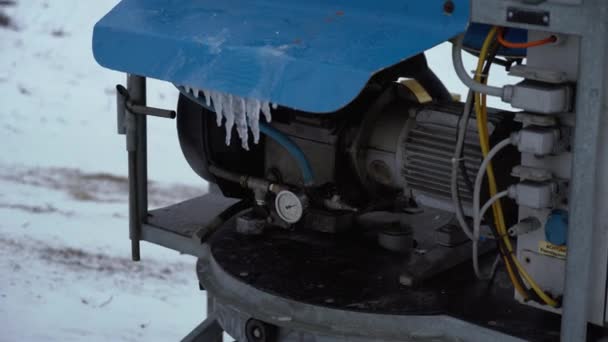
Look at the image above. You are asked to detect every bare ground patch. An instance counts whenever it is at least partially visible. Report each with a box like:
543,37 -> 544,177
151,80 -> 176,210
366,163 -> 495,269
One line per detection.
0,165 -> 204,207
0,202 -> 74,216
0,236 -> 191,283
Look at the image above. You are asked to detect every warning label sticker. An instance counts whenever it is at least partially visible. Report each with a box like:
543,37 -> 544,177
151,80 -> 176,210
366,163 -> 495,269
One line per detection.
538,241 -> 567,260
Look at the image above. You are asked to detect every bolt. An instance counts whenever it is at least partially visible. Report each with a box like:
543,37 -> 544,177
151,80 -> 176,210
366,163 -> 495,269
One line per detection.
443,1 -> 455,15
253,327 -> 262,339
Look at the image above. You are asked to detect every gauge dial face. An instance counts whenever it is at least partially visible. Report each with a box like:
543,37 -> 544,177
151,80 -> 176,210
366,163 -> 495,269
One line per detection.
274,191 -> 304,224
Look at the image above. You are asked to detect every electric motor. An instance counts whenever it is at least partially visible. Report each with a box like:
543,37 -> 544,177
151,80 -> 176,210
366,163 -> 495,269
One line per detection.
177,81 -> 519,218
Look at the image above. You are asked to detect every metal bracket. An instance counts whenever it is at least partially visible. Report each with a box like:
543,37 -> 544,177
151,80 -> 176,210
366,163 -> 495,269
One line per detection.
116,84 -> 175,137
181,317 -> 223,342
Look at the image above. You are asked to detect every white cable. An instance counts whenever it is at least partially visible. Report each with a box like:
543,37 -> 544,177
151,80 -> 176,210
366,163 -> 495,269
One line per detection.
451,92 -> 500,279
477,191 -> 511,234
451,91 -> 475,241
472,190 -> 510,280
469,134 -> 516,280
478,252 -> 503,281
472,136 -> 516,240
451,35 -> 510,100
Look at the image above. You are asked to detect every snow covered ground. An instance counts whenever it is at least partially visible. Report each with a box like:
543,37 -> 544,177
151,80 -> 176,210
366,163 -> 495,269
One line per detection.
0,1 -> 518,341
0,1 -> 209,341
0,165 -> 207,341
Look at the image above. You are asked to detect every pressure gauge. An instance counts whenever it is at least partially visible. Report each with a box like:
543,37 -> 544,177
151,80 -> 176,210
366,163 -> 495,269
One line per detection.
274,190 -> 305,224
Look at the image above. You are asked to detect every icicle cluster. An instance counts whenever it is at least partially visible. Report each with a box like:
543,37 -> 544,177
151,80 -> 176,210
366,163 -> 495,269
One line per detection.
183,86 -> 275,150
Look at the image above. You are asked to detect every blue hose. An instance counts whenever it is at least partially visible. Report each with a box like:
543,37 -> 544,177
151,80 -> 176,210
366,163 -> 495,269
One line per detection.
176,86 -> 315,185
259,122 -> 314,185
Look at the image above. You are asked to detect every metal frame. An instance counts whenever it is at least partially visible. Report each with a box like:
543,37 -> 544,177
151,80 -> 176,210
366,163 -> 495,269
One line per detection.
181,318 -> 222,342
118,76 -> 224,339
118,75 -> 177,261
471,1 -> 608,340
127,75 -> 147,261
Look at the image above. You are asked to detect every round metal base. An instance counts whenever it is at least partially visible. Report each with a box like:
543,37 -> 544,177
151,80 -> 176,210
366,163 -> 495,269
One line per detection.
198,223 -> 563,341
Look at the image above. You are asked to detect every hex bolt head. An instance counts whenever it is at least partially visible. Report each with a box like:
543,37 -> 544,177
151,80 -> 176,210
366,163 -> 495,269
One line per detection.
443,1 -> 455,15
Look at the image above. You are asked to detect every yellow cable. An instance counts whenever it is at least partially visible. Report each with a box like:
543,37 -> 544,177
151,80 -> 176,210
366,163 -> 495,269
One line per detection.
475,27 -> 558,307
474,30 -> 528,299
474,28 -> 527,300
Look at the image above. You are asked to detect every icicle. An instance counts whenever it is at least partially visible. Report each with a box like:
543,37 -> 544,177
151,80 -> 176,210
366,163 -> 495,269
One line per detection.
202,89 -> 212,107
183,85 -> 275,150
210,91 -> 224,127
246,98 -> 262,143
234,97 -> 249,150
224,94 -> 235,145
261,101 -> 272,123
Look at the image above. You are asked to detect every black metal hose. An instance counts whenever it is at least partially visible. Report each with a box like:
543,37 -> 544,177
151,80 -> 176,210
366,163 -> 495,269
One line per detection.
194,199 -> 253,243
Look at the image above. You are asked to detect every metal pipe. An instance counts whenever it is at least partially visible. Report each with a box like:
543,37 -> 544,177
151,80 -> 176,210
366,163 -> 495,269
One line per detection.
124,90 -> 140,261
208,165 -> 245,185
126,74 -> 148,261
208,165 -> 279,194
128,75 -> 148,224
127,150 -> 140,261
129,104 -> 176,119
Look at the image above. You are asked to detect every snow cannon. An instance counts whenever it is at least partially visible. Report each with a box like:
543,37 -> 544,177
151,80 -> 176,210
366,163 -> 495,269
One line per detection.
93,0 -> 608,341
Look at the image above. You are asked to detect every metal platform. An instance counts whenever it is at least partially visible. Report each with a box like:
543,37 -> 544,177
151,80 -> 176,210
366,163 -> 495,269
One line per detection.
142,194 -> 238,258
198,215 -> 568,342
136,193 -> 565,341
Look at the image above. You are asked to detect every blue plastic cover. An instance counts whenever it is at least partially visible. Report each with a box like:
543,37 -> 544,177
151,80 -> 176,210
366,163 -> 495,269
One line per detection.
545,209 -> 569,246
93,0 -> 470,112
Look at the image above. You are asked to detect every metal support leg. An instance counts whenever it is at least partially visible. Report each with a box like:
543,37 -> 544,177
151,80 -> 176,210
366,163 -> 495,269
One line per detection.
181,318 -> 223,342
562,2 -> 608,340
117,76 -> 175,262
208,295 -> 224,342
181,296 -> 224,342
129,75 -> 149,224
127,149 -> 140,261
126,75 -> 148,261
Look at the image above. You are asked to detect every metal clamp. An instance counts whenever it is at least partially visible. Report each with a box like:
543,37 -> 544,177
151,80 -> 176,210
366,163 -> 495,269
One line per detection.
116,84 -> 176,137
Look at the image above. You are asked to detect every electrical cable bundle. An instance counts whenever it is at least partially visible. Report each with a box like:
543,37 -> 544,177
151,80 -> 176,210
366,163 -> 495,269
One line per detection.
452,27 -> 559,307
